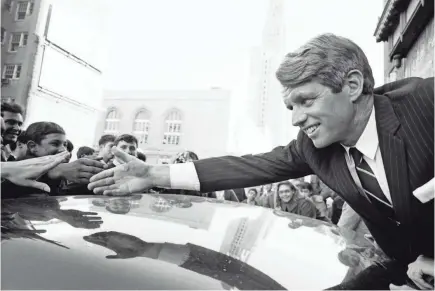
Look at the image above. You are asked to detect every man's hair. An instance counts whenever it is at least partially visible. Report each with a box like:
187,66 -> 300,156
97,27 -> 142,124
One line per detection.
136,151 -> 146,162
66,139 -> 74,153
77,146 -> 95,159
98,134 -> 116,146
25,122 -> 65,144
17,130 -> 28,144
114,134 -> 138,147
298,182 -> 313,192
1,102 -> 24,116
276,33 -> 374,96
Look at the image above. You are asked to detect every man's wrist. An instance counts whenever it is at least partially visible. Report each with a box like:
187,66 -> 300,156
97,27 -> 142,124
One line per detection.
149,165 -> 171,188
47,164 -> 65,180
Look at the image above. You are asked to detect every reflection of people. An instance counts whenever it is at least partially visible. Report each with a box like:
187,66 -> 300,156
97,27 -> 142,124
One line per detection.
92,195 -> 143,215
84,231 -> 285,290
2,197 -> 103,229
89,34 -> 434,290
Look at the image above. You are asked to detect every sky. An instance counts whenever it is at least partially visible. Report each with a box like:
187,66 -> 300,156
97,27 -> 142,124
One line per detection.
102,0 -> 385,92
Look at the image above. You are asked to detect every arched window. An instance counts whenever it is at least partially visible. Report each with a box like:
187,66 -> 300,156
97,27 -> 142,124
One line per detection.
133,109 -> 150,145
163,110 -> 182,145
104,108 -> 120,133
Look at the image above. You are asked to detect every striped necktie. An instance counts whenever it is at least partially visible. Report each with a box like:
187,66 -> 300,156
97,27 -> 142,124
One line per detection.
349,147 -> 396,219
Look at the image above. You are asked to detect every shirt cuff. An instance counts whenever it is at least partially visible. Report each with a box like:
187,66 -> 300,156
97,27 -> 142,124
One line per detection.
169,163 -> 200,191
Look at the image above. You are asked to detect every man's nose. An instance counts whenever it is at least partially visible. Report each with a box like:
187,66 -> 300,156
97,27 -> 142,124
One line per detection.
292,107 -> 307,127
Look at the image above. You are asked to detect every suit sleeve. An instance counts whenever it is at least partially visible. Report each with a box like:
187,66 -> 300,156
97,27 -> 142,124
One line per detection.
194,136 -> 313,193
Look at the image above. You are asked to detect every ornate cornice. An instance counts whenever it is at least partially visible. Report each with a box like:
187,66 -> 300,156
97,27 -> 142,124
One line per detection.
374,0 -> 410,42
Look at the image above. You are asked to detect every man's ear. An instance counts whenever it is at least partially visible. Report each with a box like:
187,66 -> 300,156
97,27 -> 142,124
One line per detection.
345,69 -> 364,103
26,141 -> 38,155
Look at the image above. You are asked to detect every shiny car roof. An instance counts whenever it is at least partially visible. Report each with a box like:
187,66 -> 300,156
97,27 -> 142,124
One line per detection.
1,194 -> 389,290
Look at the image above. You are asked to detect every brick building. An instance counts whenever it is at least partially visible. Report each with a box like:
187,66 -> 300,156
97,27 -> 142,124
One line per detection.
374,0 -> 434,82
94,89 -> 232,164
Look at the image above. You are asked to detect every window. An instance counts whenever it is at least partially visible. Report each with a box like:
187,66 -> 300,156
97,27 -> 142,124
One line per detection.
16,1 -> 30,20
104,108 -> 120,133
162,110 -> 182,145
4,0 -> 13,12
3,64 -> 22,79
1,28 -> 5,45
9,32 -> 27,51
1,96 -> 15,103
133,110 -> 150,145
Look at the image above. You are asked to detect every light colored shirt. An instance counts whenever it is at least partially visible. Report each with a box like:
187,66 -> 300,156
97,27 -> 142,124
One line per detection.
168,106 -> 392,203
341,106 -> 392,204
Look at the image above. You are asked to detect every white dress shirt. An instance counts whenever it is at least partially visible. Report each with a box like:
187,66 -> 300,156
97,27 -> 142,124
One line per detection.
168,106 -> 392,202
341,106 -> 392,204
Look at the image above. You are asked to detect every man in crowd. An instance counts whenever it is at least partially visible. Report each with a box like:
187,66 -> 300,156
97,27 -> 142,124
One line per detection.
89,33 -> 434,289
13,131 -> 28,161
1,102 -> 24,161
97,134 -> 116,164
77,146 -> 95,159
2,121 -> 106,198
112,134 -> 138,166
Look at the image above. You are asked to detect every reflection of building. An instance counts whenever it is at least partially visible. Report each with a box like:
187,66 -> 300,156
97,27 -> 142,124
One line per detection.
220,211 -> 274,262
94,89 -> 232,164
374,0 -> 434,82
1,0 -> 105,152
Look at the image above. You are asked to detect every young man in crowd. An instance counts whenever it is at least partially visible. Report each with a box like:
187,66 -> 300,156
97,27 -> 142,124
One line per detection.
298,181 -> 329,221
1,102 -> 24,161
97,134 -> 116,164
2,122 -> 106,198
112,134 -> 138,166
77,146 -> 95,159
13,131 -> 28,161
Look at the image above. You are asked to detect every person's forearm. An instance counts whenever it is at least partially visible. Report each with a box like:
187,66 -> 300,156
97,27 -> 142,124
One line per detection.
150,165 -> 171,188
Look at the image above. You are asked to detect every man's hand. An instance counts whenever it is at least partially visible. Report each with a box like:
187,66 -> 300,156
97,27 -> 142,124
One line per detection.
48,157 -> 107,184
88,147 -> 170,196
1,151 -> 70,192
407,255 -> 434,290
55,209 -> 103,229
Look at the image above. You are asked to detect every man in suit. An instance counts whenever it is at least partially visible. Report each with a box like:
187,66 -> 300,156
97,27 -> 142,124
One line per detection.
88,34 -> 434,289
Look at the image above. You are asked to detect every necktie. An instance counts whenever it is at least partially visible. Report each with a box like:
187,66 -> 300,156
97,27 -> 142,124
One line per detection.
349,148 -> 396,219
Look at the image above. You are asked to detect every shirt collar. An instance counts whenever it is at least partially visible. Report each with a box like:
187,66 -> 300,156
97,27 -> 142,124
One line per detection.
342,106 -> 378,160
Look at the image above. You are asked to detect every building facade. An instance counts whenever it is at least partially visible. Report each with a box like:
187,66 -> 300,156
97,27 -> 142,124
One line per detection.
95,89 -> 232,164
1,0 -> 105,154
374,0 -> 434,82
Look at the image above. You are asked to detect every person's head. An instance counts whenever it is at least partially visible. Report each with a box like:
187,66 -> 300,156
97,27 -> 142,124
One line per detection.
276,181 -> 298,203
263,184 -> 273,193
25,122 -> 66,157
105,198 -> 132,215
1,102 -> 24,145
0,115 -> 5,146
77,146 -> 95,159
114,134 -> 138,157
98,134 -> 116,163
276,33 -> 375,148
14,131 -> 29,160
136,151 -> 146,162
246,188 -> 258,200
298,182 -> 313,197
173,151 -> 199,164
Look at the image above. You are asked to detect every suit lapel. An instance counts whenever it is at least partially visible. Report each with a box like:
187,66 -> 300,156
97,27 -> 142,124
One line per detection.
374,95 -> 412,226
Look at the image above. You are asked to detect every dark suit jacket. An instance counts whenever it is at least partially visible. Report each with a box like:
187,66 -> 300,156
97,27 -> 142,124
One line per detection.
193,77 -> 434,264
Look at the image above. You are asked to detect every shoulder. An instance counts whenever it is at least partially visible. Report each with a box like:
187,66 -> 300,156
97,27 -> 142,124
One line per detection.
375,77 -> 434,104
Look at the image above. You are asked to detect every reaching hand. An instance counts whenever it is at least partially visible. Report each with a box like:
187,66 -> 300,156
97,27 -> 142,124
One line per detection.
407,255 -> 434,290
55,209 -> 103,229
48,157 -> 107,184
1,151 -> 70,192
88,147 -> 166,196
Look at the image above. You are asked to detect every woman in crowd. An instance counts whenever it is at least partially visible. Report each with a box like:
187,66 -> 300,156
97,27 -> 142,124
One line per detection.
242,188 -> 259,206
275,181 -> 317,219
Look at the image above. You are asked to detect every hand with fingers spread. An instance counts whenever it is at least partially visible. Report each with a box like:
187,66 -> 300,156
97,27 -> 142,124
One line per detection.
55,209 -> 103,229
88,147 -> 170,196
47,157 -> 107,184
1,151 -> 70,192
407,255 -> 434,290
